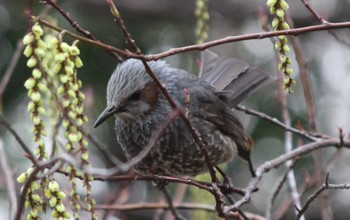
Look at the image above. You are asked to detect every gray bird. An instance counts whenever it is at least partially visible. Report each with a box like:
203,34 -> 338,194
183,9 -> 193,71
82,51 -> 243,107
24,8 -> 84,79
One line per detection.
94,51 -> 271,177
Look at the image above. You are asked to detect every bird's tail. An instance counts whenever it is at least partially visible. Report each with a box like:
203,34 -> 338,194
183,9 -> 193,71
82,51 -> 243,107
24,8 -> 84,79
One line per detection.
199,50 -> 274,107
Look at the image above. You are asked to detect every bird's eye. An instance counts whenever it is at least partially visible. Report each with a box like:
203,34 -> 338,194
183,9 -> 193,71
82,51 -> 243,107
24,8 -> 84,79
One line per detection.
129,90 -> 141,101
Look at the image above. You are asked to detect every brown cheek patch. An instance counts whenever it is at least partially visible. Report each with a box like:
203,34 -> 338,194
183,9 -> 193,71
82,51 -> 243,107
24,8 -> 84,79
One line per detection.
140,82 -> 159,111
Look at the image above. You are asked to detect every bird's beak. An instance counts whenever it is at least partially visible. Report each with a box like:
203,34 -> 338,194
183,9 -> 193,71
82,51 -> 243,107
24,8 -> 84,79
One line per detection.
93,104 -> 117,128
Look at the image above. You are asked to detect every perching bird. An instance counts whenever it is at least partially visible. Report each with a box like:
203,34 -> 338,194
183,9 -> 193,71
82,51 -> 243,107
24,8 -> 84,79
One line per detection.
94,50 -> 271,177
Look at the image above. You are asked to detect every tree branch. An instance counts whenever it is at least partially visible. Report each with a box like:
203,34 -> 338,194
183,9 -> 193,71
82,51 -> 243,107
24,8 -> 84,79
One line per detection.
300,0 -> 350,47
236,105 -> 318,141
296,174 -> 350,219
34,16 -> 350,61
0,138 -> 17,218
0,115 -> 37,166
286,10 -> 333,220
223,139 -> 350,214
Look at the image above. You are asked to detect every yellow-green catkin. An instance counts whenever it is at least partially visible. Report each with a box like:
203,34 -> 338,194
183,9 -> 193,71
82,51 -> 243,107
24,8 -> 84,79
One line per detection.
23,23 -> 48,160
20,21 -> 94,219
267,0 -> 295,93
48,35 -> 95,219
195,0 -> 209,44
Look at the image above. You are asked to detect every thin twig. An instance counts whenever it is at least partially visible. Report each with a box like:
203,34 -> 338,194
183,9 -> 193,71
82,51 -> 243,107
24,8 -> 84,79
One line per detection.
300,0 -> 327,23
235,105 -> 317,141
0,138 -> 17,218
40,0 -> 122,60
0,41 -> 24,101
161,188 -> 186,220
106,0 -> 141,54
49,116 -> 62,158
95,202 -> 216,212
0,115 -> 37,166
14,157 -> 63,220
164,184 -> 189,220
95,202 -> 268,219
42,0 -> 94,39
267,170 -> 313,220
296,174 -> 350,219
223,138 -> 350,214
300,0 -> 350,47
60,172 -> 214,193
85,133 -> 123,166
266,164 -> 293,219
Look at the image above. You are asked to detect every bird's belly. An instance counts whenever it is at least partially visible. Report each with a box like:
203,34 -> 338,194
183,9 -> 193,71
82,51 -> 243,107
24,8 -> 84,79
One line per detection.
116,120 -> 237,176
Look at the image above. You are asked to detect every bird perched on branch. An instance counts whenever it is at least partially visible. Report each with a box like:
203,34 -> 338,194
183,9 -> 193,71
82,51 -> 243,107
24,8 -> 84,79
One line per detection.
94,50 -> 272,177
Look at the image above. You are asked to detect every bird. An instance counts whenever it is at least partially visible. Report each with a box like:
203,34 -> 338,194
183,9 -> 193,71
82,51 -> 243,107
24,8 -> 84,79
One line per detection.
94,50 -> 272,177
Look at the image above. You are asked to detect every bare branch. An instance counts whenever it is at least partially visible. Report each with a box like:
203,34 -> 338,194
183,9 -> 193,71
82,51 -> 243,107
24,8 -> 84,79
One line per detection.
266,164 -> 292,219
106,0 -> 141,54
0,138 -> 17,218
95,202 -> 266,219
41,0 -> 94,40
223,139 -> 350,214
0,115 -> 37,166
0,41 -> 24,100
15,157 -> 60,220
85,133 -> 123,166
40,0 -> 122,60
300,0 -> 350,47
34,16 -> 350,61
164,184 -> 188,220
95,202 -> 216,212
160,188 -> 186,220
296,174 -> 350,219
236,105 -> 318,141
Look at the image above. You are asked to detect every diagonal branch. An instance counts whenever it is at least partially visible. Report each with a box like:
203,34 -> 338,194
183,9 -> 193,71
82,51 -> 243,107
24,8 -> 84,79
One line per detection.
0,41 -> 24,101
0,138 -> 17,218
300,0 -> 350,47
41,0 -> 122,60
266,164 -> 293,219
236,105 -> 318,141
0,115 -> 37,166
160,188 -> 186,220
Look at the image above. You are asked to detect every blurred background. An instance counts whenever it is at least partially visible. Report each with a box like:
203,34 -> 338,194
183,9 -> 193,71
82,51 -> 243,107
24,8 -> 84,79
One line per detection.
1,0 -> 350,219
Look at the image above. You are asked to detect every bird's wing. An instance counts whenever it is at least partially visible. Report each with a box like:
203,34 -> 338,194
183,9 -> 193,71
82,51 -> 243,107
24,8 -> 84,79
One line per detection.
199,50 -> 274,108
199,50 -> 249,91
186,85 -> 250,162
173,75 -> 256,176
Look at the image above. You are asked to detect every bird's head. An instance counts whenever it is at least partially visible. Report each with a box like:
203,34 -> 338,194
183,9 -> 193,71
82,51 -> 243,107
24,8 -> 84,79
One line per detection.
94,59 -> 164,128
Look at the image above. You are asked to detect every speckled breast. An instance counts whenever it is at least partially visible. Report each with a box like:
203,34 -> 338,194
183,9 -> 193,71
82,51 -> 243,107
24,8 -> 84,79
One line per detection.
115,116 -> 237,176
